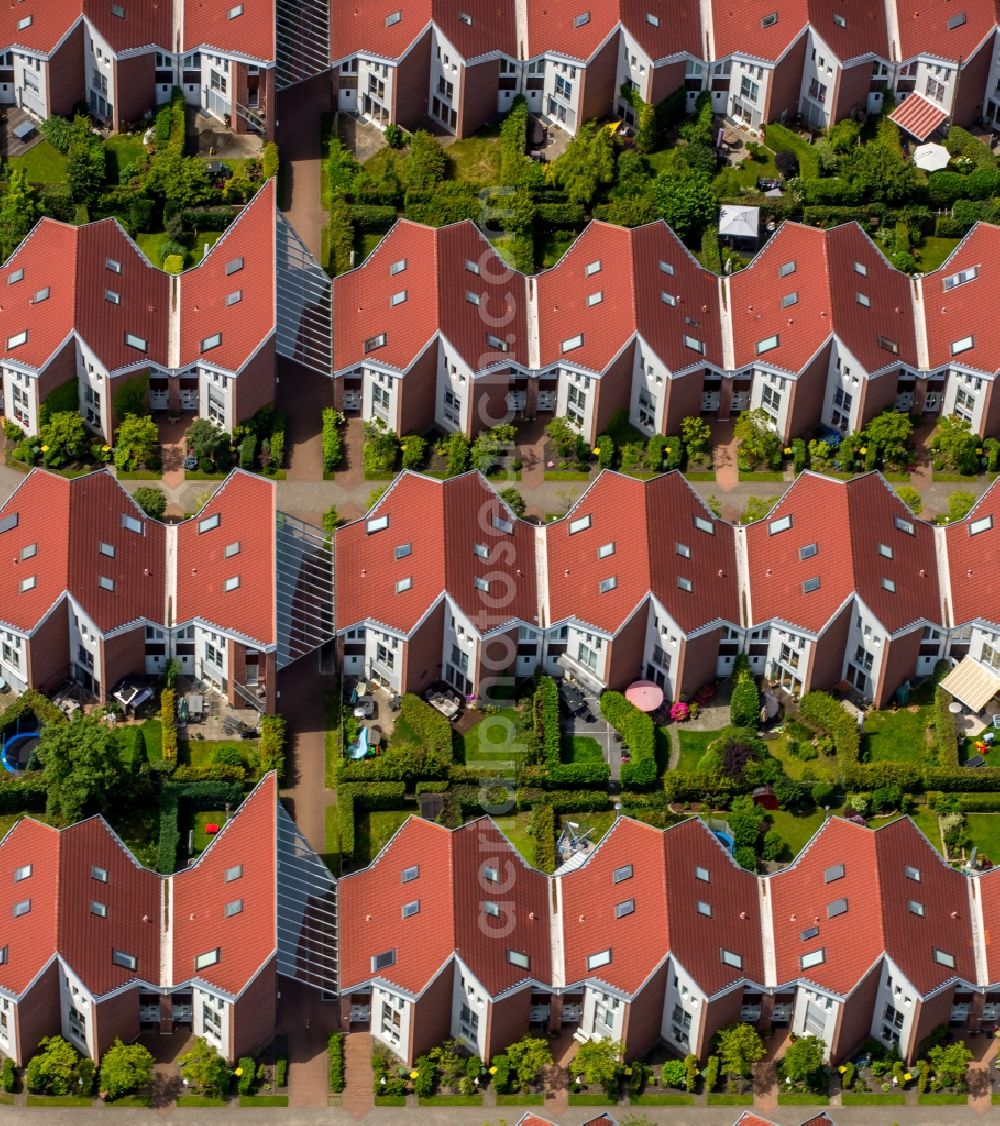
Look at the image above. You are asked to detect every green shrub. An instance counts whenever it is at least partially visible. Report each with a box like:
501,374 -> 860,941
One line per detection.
704,1055 -> 720,1093
157,791 -> 180,873
798,691 -> 860,769
327,1034 -> 345,1094
400,433 -> 427,470
595,434 -> 614,468
321,408 -> 345,472
533,678 -> 561,768
684,1053 -> 699,1093
258,714 -> 287,782
601,691 -> 656,788
274,1058 -> 288,1088
160,688 -> 178,764
933,687 -> 958,767
237,1057 -> 256,1096
532,803 -> 556,872
0,1056 -> 14,1093
262,142 -> 279,179
730,670 -> 760,728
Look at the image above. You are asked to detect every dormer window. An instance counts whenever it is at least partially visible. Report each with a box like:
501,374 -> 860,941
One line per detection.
390,290 -> 407,306
562,334 -> 584,353
386,10 -> 401,25
106,258 -> 122,274
574,11 -> 590,26
125,333 -> 147,352
756,335 -> 779,355
228,3 -> 244,17
198,513 -> 220,533
201,333 -> 222,352
364,334 -> 387,353
6,332 -> 27,349
779,260 -> 796,277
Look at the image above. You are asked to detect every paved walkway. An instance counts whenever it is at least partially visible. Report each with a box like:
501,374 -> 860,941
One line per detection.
278,980 -> 339,1110
342,1032 -> 374,1117
277,74 -> 332,260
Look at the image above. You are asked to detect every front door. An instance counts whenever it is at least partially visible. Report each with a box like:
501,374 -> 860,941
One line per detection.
701,390 -> 720,413
180,384 -> 199,412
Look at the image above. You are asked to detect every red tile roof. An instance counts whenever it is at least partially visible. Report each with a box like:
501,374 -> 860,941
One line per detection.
180,181 -> 276,372
745,473 -> 940,633
945,478 -> 1000,626
977,865 -> 1000,982
526,0 -> 701,60
806,0 -> 889,61
0,217 -> 170,375
889,92 -> 949,141
332,0 -> 517,61
183,0 -> 275,59
335,471 -> 537,635
0,819 -> 60,996
0,2 -> 83,54
338,816 -> 550,997
0,470 -> 165,636
172,774 -> 278,995
894,0 -> 999,61
730,223 -> 916,373
333,221 -> 529,374
711,0 -> 809,60
560,818 -> 669,994
536,222 -> 723,372
82,0 -> 173,52
875,817 -> 976,994
175,470 -> 278,647
920,223 -> 1000,374
546,471 -> 739,635
619,0 -> 703,60
769,818 -> 883,993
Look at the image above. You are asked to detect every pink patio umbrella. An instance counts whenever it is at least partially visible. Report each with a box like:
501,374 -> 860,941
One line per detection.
625,680 -> 664,713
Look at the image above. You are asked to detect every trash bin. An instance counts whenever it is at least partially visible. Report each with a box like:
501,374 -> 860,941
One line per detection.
895,681 -> 910,707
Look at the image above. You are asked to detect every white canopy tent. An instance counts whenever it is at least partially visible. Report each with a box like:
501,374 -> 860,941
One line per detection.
940,656 -> 1000,715
719,204 -> 760,241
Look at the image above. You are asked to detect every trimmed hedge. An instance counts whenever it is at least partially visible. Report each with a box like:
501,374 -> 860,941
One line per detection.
259,714 -> 287,783
797,691 -> 859,770
0,689 -> 65,734
160,689 -> 178,764
520,763 -> 610,787
516,789 -> 609,812
336,748 -> 450,783
730,670 -> 760,729
0,776 -> 47,813
157,790 -> 180,873
321,407 -> 345,472
601,692 -> 656,788
337,782 -> 407,864
349,203 -> 398,230
328,1033 -> 345,1094
933,687 -> 958,767
532,803 -> 556,872
172,763 -> 246,783
955,793 -> 1000,811
534,678 -> 561,768
925,767 -> 1000,791
398,692 -> 453,757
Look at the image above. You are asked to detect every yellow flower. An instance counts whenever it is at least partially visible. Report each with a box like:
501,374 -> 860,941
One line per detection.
859,447 -> 867,455
784,447 -> 792,455
102,445 -> 111,452
409,1071 -> 418,1080
592,448 -> 601,456
904,1073 -> 912,1081
40,445 -> 49,452
838,1065 -> 846,1074
234,1067 -> 243,1077
488,1066 -> 497,1075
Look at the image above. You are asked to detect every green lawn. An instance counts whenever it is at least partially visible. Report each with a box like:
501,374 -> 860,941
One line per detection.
767,808 -> 831,855
494,813 -> 535,865
193,810 -> 229,853
446,133 -> 501,182
135,232 -> 172,268
104,134 -> 147,182
135,231 -> 222,271
180,738 -> 248,769
10,141 -> 69,184
767,734 -> 836,780
915,236 -> 960,272
965,814 -> 1000,865
458,708 -> 526,766
674,728 -> 716,771
355,809 -> 410,866
557,810 -> 616,846
106,805 -> 159,868
862,706 -> 931,763
562,735 -> 603,763
356,230 -> 386,264
189,230 -> 223,266
324,802 -> 340,871
540,229 -> 576,268
713,149 -> 781,195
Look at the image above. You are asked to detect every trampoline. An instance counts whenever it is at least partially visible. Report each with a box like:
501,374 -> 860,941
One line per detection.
1,713 -> 39,774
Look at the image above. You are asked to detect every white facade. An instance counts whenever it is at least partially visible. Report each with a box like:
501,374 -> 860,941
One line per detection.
372,982 -> 411,1054
69,600 -> 104,698
59,962 -> 96,1059
725,57 -> 769,130
76,338 -> 110,439
791,983 -> 840,1056
429,30 -> 462,132
661,958 -> 705,1055
452,960 -> 489,1057
799,32 -> 838,129
437,341 -> 474,434
193,983 -> 231,1055
83,22 -> 115,123
194,623 -> 229,690
2,366 -> 39,435
13,52 -> 47,119
0,992 -> 17,1062
641,600 -> 681,699
943,368 -> 990,433
0,628 -> 27,694
870,959 -> 918,1055
751,367 -> 793,439
535,55 -> 582,132
580,982 -> 627,1043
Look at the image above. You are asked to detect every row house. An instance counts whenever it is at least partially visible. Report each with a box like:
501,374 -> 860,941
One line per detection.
0,467 -> 334,712
0,0 -> 280,138
0,181 -> 304,439
334,463 -> 1000,710
337,215 -> 1000,450
326,0 -> 1000,139
0,774 -> 337,1065
338,807 -> 991,1067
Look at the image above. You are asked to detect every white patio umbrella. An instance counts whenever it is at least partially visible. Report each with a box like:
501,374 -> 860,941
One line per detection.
719,204 -> 760,240
913,142 -> 950,171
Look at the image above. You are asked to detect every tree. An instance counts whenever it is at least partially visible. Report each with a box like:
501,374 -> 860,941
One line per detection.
846,141 -> 916,203
114,414 -> 159,471
39,411 -> 89,468
928,1040 -> 972,1089
947,490 -> 976,523
262,141 -> 279,179
727,793 -> 766,847
38,712 -> 128,824
132,487 -> 167,519
862,410 -> 913,467
762,829 -> 785,862
505,1035 -> 553,1089
730,670 -> 761,728
931,414 -> 980,474
716,1022 -> 765,1078
551,122 -> 616,207
185,417 -> 229,470
573,1039 -> 623,1093
100,1039 -> 155,1100
774,150 -> 799,177
734,409 -> 780,470
147,150 -> 212,207
67,136 -> 107,204
26,1035 -> 80,1095
653,168 -> 717,240
0,167 -> 42,261
400,130 -> 448,191
741,495 -> 779,524
896,485 -> 922,515
178,1036 -> 229,1095
112,376 -> 148,421
499,487 -> 526,517
680,415 -> 711,460
546,416 -> 584,461
781,1035 -> 825,1086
